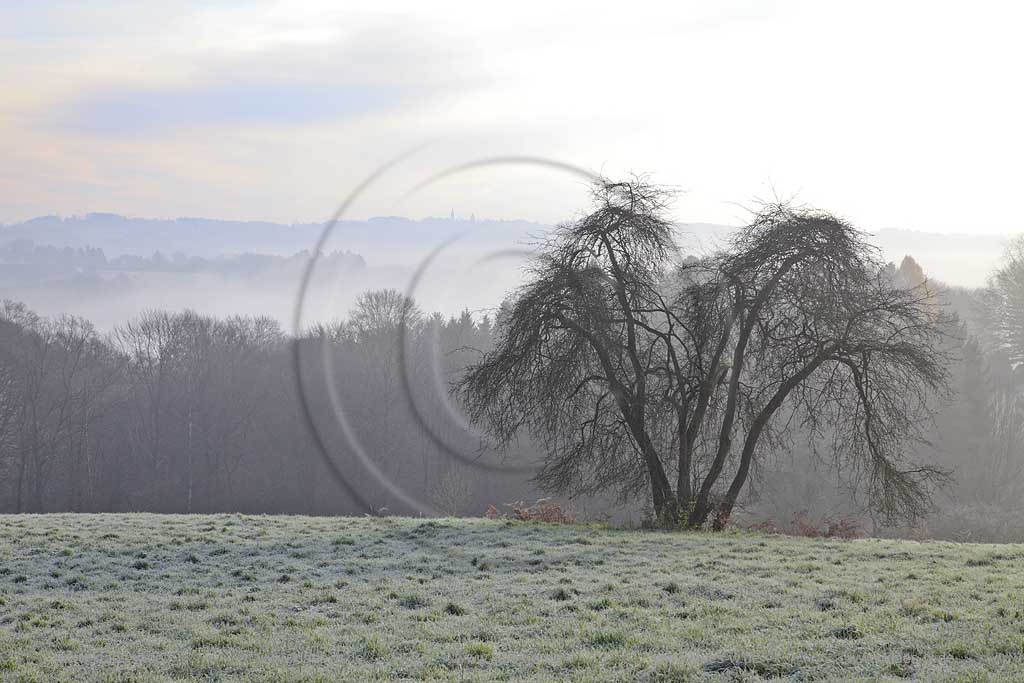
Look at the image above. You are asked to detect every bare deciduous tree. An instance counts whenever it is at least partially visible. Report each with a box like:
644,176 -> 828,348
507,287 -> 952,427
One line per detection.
458,179 -> 953,528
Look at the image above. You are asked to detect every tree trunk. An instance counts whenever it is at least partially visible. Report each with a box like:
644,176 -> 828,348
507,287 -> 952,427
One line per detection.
676,409 -> 693,516
713,356 -> 828,528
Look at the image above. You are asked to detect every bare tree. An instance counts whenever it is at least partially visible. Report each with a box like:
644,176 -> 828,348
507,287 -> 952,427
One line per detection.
114,311 -> 184,509
980,236 -> 1024,365
350,289 -> 421,342
0,304 -> 118,512
458,179 -> 953,528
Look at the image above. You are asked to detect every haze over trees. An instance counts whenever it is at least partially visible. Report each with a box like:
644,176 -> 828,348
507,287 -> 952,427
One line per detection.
0,216 -> 538,331
3,181 -> 1024,540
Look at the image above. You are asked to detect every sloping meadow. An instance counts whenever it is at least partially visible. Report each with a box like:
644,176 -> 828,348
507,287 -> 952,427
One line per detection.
1,514 -> 1022,681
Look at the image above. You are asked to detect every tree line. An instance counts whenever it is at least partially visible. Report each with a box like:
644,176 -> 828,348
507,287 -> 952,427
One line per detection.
0,294 -> 540,515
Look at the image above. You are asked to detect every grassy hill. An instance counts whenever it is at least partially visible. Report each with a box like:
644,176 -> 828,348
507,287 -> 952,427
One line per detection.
1,515 -> 1022,682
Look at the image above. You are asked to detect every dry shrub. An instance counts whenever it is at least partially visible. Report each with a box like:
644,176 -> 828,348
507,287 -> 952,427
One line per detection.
825,516 -> 865,539
746,512 -> 864,539
484,499 -> 576,524
746,519 -> 781,534
793,510 -> 823,538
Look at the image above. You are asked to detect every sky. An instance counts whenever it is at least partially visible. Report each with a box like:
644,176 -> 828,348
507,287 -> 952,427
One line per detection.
2,0 -> 1023,234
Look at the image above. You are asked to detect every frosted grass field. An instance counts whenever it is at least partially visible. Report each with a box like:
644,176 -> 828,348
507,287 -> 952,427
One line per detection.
1,514 -> 1023,681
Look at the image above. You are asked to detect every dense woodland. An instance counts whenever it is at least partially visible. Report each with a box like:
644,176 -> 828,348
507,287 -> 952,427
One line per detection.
2,248 -> 1024,541
0,291 -> 540,519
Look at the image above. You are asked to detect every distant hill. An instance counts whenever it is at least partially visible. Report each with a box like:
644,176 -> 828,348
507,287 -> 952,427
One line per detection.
1,213 -> 319,257
1,214 -> 1007,287
0,214 -> 1009,329
0,214 -> 546,329
0,213 -> 546,265
868,228 -> 1007,288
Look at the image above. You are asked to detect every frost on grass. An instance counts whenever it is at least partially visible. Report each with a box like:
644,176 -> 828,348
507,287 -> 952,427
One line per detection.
0,514 -> 1023,681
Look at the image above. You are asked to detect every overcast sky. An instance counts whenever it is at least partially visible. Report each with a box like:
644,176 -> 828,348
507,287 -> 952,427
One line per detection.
2,1 -> 1022,234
